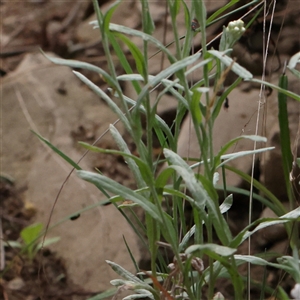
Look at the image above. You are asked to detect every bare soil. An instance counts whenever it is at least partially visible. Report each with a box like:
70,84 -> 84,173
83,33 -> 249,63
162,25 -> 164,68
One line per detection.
0,180 -> 96,300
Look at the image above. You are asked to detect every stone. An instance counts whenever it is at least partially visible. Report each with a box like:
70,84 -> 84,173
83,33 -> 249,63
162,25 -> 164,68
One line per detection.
1,52 -> 141,291
7,277 -> 25,290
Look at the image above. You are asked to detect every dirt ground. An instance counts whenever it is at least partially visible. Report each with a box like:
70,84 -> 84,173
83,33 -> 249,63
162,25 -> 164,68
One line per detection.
0,180 -> 95,300
1,0 -> 300,299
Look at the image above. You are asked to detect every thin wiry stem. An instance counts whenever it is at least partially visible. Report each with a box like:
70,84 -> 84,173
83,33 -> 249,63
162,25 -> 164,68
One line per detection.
247,0 -> 276,299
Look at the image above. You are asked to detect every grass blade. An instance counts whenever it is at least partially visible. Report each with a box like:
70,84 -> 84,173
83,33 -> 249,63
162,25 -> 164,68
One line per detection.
77,170 -> 162,222
278,73 -> 293,203
31,131 -> 82,170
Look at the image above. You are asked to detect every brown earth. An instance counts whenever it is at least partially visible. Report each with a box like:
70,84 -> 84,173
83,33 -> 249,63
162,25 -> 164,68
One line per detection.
1,0 -> 300,299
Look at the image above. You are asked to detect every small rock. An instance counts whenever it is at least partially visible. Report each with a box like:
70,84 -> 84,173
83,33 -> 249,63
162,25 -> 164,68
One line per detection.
7,277 -> 25,290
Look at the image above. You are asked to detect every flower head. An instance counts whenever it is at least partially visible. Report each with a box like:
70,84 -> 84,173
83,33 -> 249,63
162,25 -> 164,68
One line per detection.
219,20 -> 246,51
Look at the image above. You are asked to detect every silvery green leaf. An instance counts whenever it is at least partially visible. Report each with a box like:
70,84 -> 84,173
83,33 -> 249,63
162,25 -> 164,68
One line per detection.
106,260 -> 143,283
123,291 -> 154,300
208,50 -> 253,79
186,243 -> 236,256
288,51 -> 300,69
239,206 -> 300,243
213,172 -> 220,186
109,124 -> 146,188
217,147 -> 274,168
110,279 -> 128,286
77,171 -> 161,222
249,78 -> 300,102
219,194 -> 233,214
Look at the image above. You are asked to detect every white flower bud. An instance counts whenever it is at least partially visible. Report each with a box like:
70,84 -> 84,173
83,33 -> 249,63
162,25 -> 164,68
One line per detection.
219,20 -> 246,51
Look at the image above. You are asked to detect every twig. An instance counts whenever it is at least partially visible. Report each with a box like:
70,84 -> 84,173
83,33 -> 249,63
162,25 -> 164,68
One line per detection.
0,45 -> 41,58
1,24 -> 25,48
247,0 -> 277,299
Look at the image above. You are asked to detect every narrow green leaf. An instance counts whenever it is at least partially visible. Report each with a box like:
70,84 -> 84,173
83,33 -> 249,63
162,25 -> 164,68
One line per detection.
212,77 -> 242,122
37,237 -> 60,250
123,292 -> 154,299
213,134 -> 268,168
234,254 -> 297,277
113,32 -> 146,76
172,0 -> 181,17
140,0 -> 155,35
72,71 -> 131,134
155,168 -> 174,189
102,0 -> 121,32
208,49 -> 253,79
181,0 -> 193,58
277,256 -> 300,282
178,194 -> 232,251
108,33 -> 141,94
77,170 -> 162,222
186,243 -> 236,256
123,235 -> 141,276
106,260 -> 144,283
278,73 -> 293,203
87,288 -> 117,300
249,78 -> 300,102
109,124 -> 146,188
297,157 -> 300,168
90,22 -> 176,63
108,90 -> 175,149
164,149 -> 208,210
117,58 -> 211,96
191,89 -> 202,124
234,206 -> 300,245
32,131 -> 82,170
164,149 -> 232,244
78,141 -> 151,185
216,185 -> 276,212
134,53 -> 201,110
207,0 -> 262,29
33,130 -> 110,197
4,241 -> 22,248
207,0 -> 239,23
179,225 -> 195,252
224,165 -> 286,218
194,0 -> 207,35
217,147 -> 274,169
42,52 -> 118,89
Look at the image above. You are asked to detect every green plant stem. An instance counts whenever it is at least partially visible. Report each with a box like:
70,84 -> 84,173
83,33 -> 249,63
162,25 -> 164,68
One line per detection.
138,1 -> 169,285
207,218 -> 215,300
167,0 -> 182,60
278,73 -> 293,205
277,73 -> 300,251
92,0 -> 118,84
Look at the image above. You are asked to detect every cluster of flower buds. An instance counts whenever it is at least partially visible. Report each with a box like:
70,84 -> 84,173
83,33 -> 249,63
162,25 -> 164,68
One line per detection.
219,19 -> 246,51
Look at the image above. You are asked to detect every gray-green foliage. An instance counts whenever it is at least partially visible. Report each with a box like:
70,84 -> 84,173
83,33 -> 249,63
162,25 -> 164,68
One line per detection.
35,0 -> 300,299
